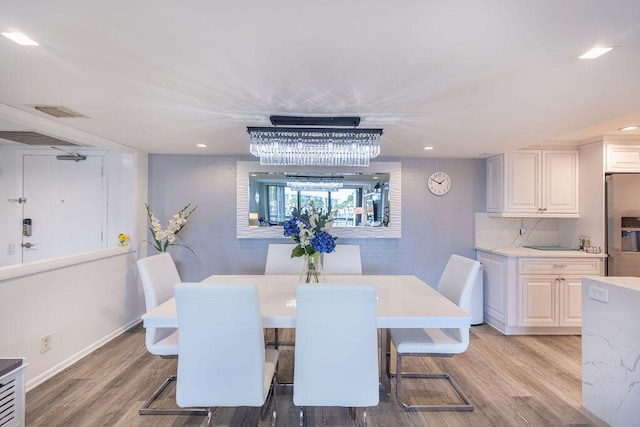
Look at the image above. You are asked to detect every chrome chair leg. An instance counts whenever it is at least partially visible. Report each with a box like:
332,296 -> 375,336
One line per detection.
395,353 -> 474,411
261,370 -> 277,422
349,407 -> 368,427
385,329 -> 391,380
138,375 -> 208,415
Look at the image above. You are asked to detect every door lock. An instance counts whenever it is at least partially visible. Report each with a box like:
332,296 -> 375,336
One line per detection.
23,218 -> 32,236
21,242 -> 36,249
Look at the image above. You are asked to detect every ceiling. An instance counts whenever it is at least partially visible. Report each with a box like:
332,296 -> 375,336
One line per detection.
1,0 -> 640,158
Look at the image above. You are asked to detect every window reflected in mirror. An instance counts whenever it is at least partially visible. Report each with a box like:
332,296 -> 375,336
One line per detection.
248,172 -> 390,228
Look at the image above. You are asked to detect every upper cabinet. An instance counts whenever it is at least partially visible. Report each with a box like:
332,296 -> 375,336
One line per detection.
606,144 -> 640,172
487,150 -> 579,217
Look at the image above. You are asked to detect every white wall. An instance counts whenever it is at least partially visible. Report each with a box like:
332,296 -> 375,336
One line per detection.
0,147 -> 21,267
558,141 -> 606,250
0,249 -> 145,389
0,149 -> 148,389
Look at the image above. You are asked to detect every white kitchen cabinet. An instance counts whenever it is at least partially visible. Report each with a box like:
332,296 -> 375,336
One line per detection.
517,258 -> 600,328
477,248 -> 603,335
560,277 -> 583,326
485,155 -> 503,212
486,150 -> 579,217
606,144 -> 640,172
477,251 -> 509,325
518,275 -> 584,327
518,276 -> 557,326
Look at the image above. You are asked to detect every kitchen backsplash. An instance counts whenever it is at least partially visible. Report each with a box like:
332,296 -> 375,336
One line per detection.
475,212 -> 560,248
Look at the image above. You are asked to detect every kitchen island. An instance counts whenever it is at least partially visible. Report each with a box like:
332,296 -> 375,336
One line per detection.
582,276 -> 640,426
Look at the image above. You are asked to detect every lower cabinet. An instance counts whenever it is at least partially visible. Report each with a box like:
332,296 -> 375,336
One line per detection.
518,275 -> 583,327
478,250 -> 603,335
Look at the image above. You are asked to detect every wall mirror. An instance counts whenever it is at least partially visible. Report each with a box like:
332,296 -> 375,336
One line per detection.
237,161 -> 401,238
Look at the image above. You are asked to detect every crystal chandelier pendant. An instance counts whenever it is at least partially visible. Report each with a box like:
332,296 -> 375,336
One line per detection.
247,126 -> 383,167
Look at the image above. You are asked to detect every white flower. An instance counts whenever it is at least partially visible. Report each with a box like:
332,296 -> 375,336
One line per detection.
309,213 -> 318,229
299,228 -> 313,247
145,203 -> 197,253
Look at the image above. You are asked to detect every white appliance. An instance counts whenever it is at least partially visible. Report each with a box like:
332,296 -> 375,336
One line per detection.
470,265 -> 483,325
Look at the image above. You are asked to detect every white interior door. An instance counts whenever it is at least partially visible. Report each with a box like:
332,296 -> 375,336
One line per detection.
22,154 -> 104,263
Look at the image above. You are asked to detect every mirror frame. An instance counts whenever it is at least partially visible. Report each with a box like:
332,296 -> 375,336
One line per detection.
236,161 -> 402,238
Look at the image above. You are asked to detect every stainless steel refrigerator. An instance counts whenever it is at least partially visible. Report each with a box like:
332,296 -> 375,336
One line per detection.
606,174 -> 640,276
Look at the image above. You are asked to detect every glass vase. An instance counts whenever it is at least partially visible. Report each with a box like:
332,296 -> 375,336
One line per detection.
299,253 -> 324,284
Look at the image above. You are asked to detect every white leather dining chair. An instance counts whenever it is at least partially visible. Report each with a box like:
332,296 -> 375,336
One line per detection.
175,283 -> 279,426
137,253 -> 204,415
264,243 -> 305,274
293,284 -> 379,426
322,244 -> 362,275
388,254 -> 480,411
264,243 -> 302,348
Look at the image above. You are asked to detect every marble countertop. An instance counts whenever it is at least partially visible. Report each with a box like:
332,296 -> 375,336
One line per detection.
476,246 -> 607,258
583,275 -> 640,291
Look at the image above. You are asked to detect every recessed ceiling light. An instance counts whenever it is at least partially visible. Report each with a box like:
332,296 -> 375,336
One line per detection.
2,32 -> 39,46
423,146 -> 434,150
579,46 -> 613,59
619,126 -> 639,131
196,143 -> 207,148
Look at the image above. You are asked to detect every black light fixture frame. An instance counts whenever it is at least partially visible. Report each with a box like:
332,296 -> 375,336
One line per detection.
269,115 -> 361,127
247,126 -> 382,135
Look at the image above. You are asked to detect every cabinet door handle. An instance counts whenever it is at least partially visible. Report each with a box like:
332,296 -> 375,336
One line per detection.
553,264 -> 567,268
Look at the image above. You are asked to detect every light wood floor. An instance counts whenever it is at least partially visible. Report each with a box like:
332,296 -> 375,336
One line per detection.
26,324 -> 607,426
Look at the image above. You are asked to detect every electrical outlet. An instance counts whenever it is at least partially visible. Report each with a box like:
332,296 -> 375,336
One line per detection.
502,227 -> 510,237
8,243 -> 15,255
588,286 -> 608,303
40,334 -> 52,353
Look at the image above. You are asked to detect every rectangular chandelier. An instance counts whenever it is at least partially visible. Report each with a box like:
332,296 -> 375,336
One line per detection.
247,118 -> 383,166
286,175 -> 344,191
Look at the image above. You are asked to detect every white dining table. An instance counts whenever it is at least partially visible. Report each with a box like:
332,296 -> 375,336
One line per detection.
142,274 -> 471,389
142,274 -> 471,329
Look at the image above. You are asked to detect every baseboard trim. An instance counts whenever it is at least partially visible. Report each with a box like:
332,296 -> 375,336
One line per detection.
26,318 -> 141,391
484,312 -> 581,335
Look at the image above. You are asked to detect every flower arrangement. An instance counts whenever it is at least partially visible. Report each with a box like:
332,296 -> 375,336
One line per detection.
145,203 -> 197,253
117,233 -> 129,247
283,201 -> 337,282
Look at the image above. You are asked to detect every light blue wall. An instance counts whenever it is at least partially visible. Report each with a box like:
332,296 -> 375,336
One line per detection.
148,155 -> 485,287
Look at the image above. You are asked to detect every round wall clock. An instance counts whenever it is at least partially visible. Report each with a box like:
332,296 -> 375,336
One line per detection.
428,171 -> 452,196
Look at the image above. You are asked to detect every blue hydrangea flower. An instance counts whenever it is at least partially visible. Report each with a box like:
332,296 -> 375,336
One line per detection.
283,217 -> 300,237
312,230 -> 336,253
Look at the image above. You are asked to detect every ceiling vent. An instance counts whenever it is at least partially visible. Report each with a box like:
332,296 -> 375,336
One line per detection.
32,105 -> 87,118
0,131 -> 79,146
